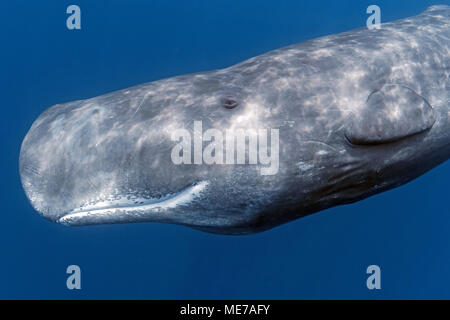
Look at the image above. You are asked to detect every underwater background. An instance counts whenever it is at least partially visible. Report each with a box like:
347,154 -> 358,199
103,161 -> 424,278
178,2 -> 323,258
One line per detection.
1,0 -> 450,299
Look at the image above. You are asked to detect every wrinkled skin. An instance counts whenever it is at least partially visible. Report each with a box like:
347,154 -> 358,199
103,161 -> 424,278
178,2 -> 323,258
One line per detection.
20,6 -> 450,234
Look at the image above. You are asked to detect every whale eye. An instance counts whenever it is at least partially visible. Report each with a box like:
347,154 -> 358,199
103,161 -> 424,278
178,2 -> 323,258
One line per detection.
222,97 -> 238,109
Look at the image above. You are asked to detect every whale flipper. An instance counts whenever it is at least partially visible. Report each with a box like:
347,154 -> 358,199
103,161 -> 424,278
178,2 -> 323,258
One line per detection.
346,84 -> 436,145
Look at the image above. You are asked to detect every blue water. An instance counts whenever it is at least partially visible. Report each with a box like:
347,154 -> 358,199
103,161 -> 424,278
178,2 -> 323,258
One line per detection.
1,0 -> 449,299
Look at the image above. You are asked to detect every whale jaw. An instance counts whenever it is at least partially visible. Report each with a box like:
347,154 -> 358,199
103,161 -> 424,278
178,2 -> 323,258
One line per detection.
57,181 -> 209,226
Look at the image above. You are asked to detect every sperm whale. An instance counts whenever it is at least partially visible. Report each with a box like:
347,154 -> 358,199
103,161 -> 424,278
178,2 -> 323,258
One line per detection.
19,5 -> 450,234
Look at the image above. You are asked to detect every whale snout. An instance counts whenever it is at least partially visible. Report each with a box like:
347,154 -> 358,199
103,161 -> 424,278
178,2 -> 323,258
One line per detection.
18,92 -> 209,225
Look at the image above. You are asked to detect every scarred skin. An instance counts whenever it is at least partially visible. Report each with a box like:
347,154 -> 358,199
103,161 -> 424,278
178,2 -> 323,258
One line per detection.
20,6 -> 450,234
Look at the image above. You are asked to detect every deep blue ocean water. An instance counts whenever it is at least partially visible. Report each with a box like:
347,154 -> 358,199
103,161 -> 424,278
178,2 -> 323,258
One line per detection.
1,0 -> 449,299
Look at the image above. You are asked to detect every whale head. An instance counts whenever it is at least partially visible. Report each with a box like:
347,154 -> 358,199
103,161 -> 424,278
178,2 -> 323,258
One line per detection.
19,68 -> 290,234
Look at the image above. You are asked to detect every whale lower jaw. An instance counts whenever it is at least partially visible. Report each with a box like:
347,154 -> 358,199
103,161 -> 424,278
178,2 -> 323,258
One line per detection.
57,181 -> 209,226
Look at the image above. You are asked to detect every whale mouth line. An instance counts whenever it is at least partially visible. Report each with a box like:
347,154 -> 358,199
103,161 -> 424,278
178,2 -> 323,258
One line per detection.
57,180 -> 209,226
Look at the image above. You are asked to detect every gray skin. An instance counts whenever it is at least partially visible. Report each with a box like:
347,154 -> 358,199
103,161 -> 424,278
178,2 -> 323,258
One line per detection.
20,6 -> 450,234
